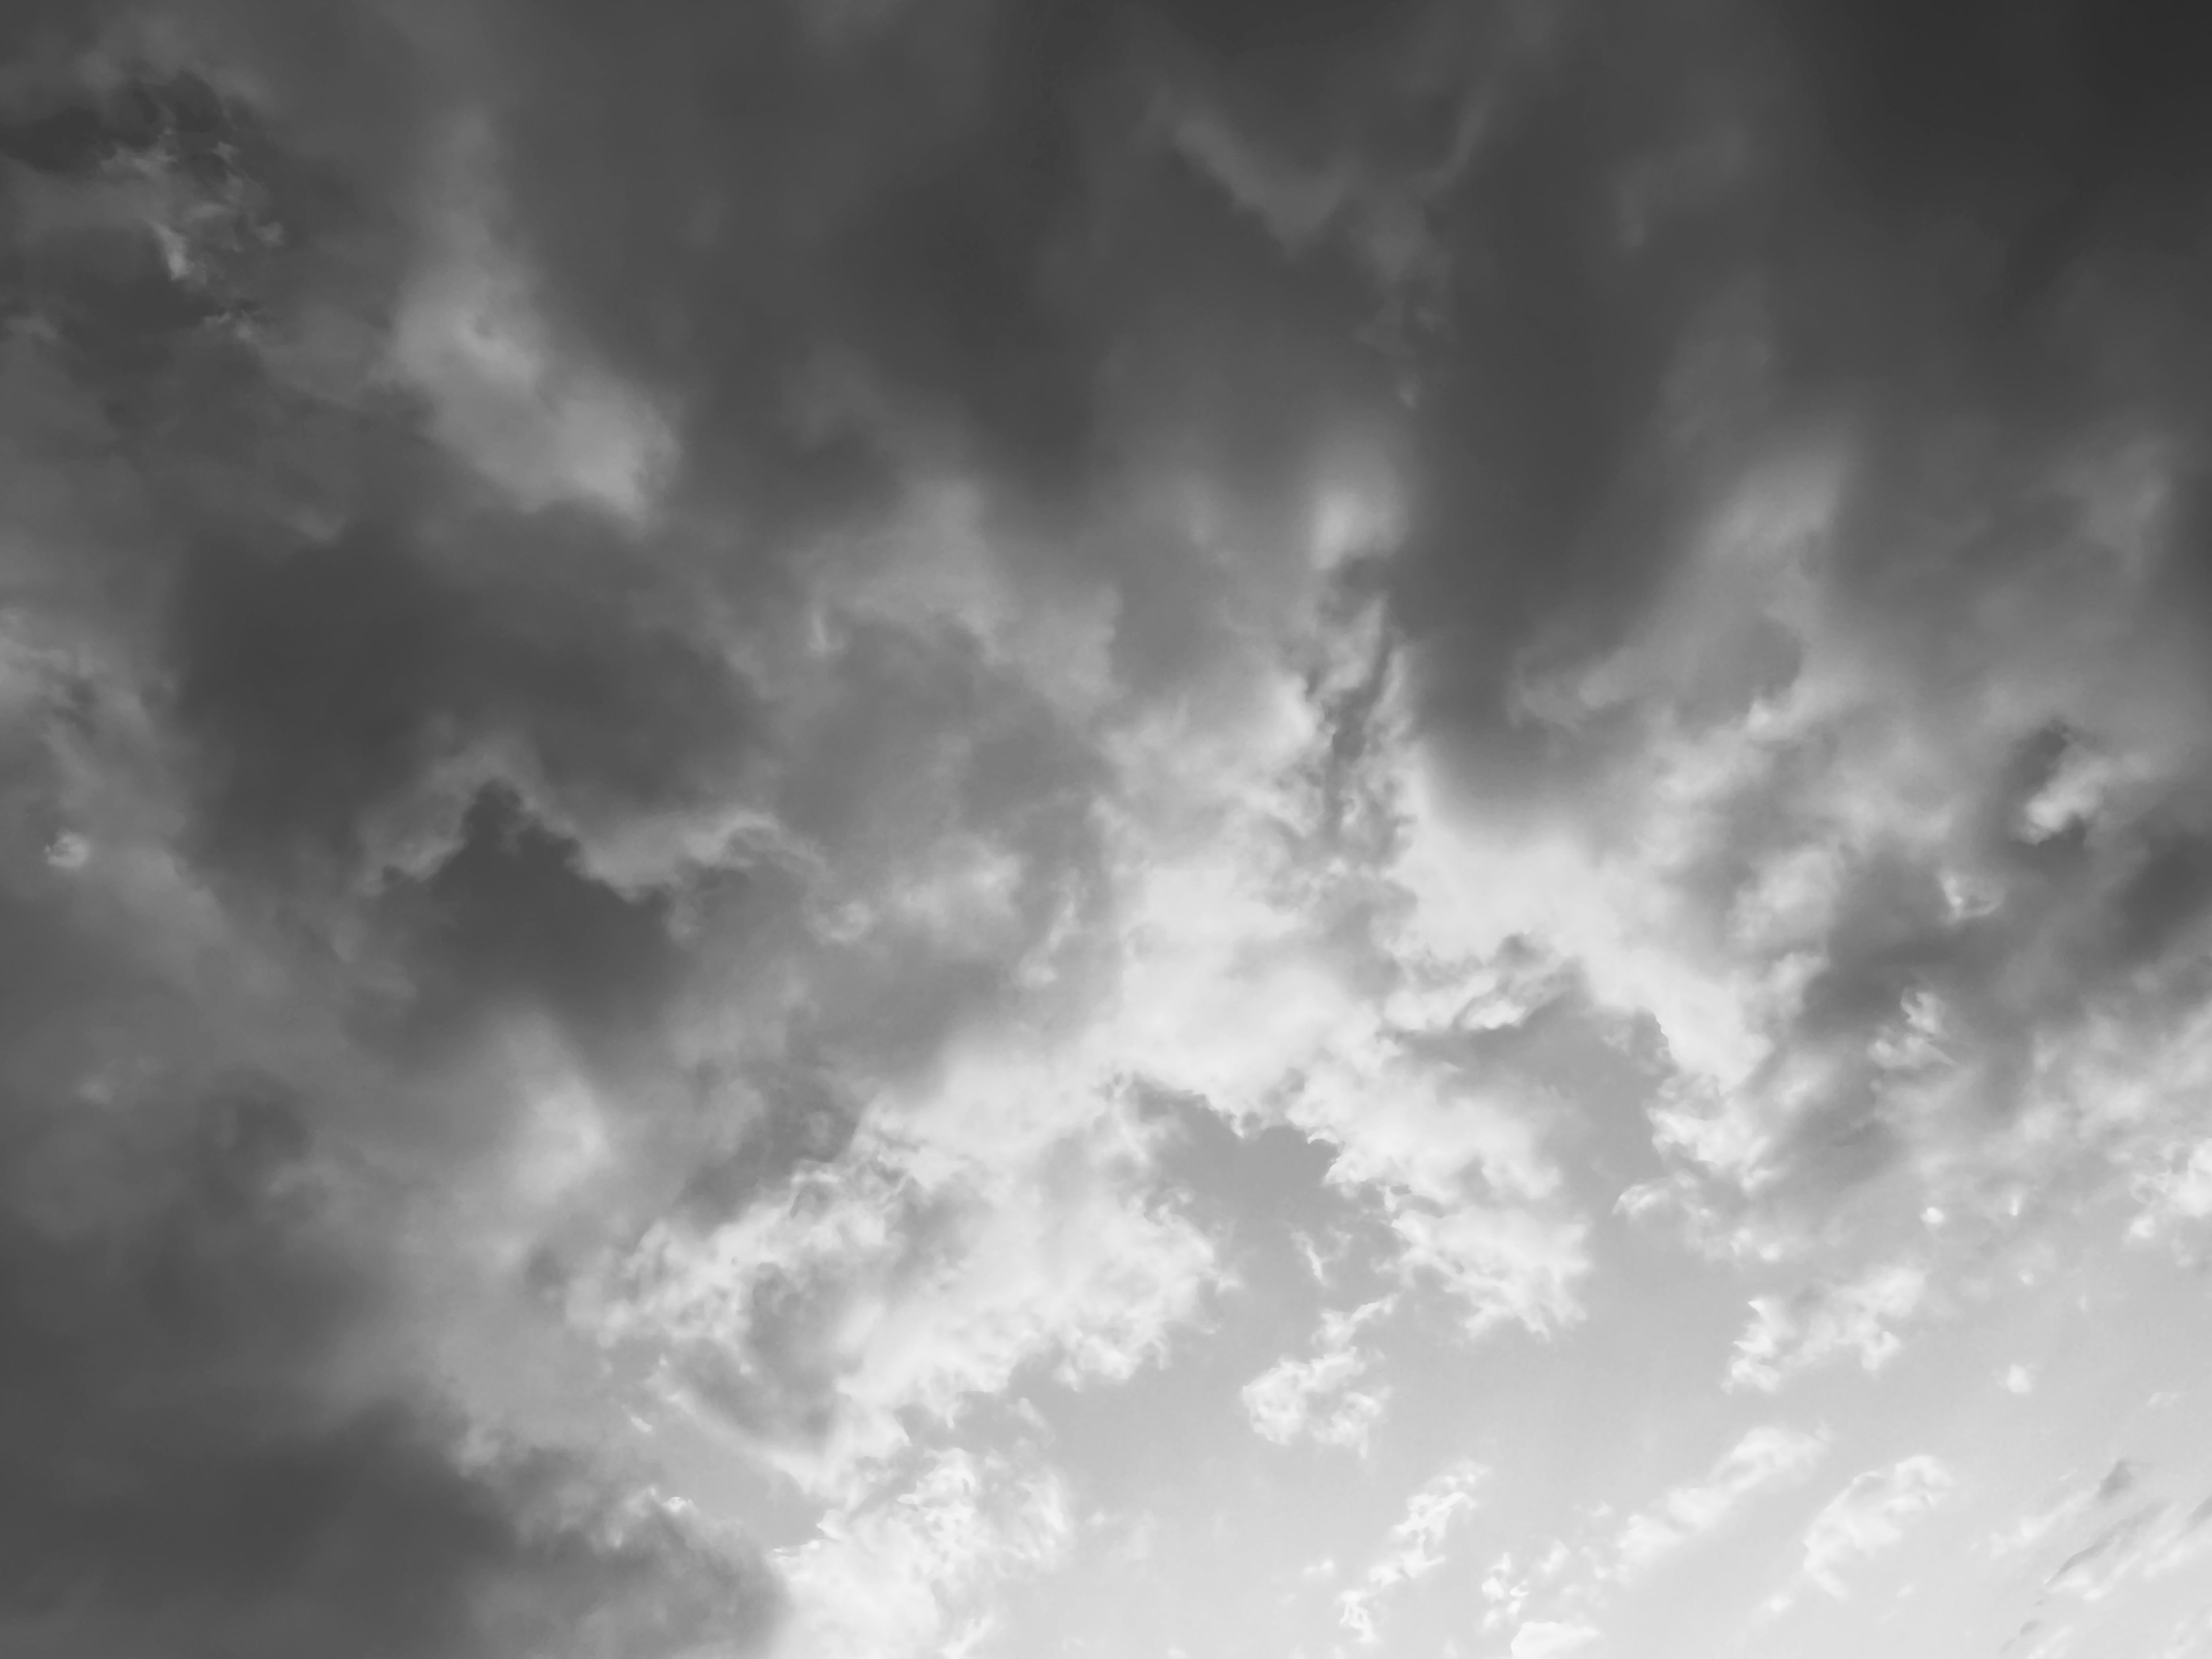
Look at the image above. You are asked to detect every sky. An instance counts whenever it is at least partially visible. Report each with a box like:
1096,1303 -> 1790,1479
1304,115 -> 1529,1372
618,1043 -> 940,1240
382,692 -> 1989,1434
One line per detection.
5,2 -> 2212,1657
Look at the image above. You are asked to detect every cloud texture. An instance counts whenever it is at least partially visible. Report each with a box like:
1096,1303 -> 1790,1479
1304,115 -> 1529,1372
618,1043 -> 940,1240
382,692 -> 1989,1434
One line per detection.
9,2 -> 2212,1656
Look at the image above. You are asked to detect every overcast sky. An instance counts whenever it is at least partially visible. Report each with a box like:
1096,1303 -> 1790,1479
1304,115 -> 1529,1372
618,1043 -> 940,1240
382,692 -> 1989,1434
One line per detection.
6,3 -> 2212,1657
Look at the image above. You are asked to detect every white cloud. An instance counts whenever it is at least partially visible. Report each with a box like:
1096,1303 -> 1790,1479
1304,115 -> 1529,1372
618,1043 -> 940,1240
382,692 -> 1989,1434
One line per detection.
1241,1298 -> 1395,1453
1729,1264 -> 1928,1392
1387,1203 -> 1588,1338
584,1075 -> 1221,1494
774,1449 -> 1073,1659
1088,591 -> 1593,1339
2130,1132 -> 2212,1245
1338,1457 -> 1487,1646
1798,1456 -> 1953,1597
1613,1425 -> 1830,1580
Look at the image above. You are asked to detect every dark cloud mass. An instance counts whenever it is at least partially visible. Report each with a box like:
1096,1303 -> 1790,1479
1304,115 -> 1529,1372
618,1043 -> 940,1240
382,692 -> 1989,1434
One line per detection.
10,0 -> 2212,1654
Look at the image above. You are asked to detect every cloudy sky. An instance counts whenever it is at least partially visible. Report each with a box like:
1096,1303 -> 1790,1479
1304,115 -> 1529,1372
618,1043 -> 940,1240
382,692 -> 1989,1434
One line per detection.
6,2 -> 2212,1657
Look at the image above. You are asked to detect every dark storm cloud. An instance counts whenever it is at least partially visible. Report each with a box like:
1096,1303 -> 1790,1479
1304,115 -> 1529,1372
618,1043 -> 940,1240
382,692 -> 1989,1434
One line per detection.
0,880 -> 781,1659
1380,0 -> 2212,813
460,0 -> 1474,589
468,0 -> 1112,532
0,20 -> 790,1653
166,510 -> 757,884
0,1156 -> 779,1659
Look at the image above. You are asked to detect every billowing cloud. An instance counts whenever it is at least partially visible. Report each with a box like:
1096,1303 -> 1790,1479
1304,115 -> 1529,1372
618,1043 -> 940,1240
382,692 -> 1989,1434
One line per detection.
13,2 -> 2212,1657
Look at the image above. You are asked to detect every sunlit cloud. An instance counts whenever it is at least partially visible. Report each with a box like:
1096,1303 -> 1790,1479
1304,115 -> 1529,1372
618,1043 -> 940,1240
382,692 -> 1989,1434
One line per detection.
773,1450 -> 1073,1659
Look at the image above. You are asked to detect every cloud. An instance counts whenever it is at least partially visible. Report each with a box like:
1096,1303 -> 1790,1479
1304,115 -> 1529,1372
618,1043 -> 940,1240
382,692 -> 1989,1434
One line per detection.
575,1075 -> 1221,1493
1796,1456 -> 1954,1599
1088,588 -> 1596,1339
1727,1263 -> 1929,1392
385,116 -> 676,529
18,2 -> 2212,1655
1338,1457 -> 1486,1646
1612,1425 -> 1830,1580
1984,1461 -> 2212,1654
6,9 -> 1459,1639
2128,1130 -> 2212,1248
772,1449 -> 1071,1659
0,1057 -> 781,1659
2033,1483 -> 2212,1607
1473,1426 -> 1827,1642
1241,1297 -> 1394,1453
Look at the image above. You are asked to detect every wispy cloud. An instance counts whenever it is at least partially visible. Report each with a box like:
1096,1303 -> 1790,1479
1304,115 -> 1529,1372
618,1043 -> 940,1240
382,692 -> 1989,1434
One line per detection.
1613,1425 -> 1831,1579
1338,1457 -> 1488,1646
1728,1265 -> 1929,1392
1795,1456 -> 1955,1599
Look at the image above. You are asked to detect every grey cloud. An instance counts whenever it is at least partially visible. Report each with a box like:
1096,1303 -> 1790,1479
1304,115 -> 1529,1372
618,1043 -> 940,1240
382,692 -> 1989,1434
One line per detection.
165,512 -> 759,884
2096,1459 -> 2144,1505
18,0 -> 2212,1647
0,21 -> 794,1652
0,1028 -> 782,1659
